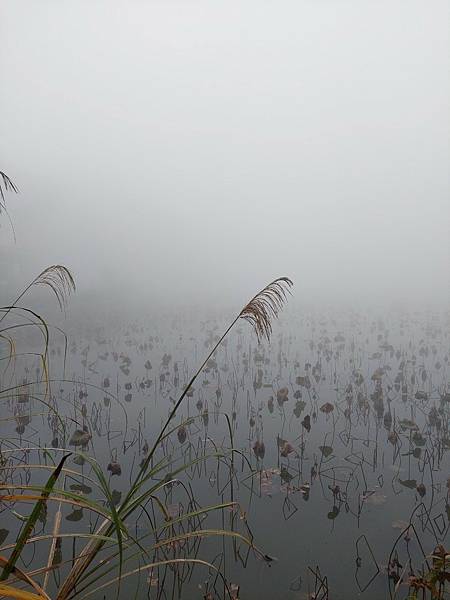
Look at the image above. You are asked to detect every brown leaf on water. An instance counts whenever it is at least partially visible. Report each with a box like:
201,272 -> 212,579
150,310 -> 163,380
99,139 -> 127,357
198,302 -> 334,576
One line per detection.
69,429 -> 92,447
319,445 -> 333,458
301,415 -> 311,432
320,402 -> 334,414
107,461 -> 122,476
416,483 -> 426,497
280,441 -> 295,457
253,440 -> 265,459
276,387 -> 289,405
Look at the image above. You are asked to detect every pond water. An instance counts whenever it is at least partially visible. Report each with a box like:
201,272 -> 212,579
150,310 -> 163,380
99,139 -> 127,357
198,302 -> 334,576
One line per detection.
1,307 -> 449,599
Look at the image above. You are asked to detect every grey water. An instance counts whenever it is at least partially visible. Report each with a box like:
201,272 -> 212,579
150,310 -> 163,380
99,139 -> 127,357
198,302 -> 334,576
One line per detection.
1,306 -> 448,599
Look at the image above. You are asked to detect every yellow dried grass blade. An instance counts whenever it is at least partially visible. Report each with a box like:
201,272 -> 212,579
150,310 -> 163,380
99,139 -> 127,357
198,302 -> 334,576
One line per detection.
0,584 -> 44,600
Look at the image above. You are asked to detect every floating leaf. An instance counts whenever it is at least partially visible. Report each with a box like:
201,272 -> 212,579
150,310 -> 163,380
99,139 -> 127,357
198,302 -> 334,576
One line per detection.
399,419 -> 419,431
412,447 -> 422,459
276,387 -> 289,405
253,440 -> 265,459
107,462 -> 122,476
296,376 -> 311,389
327,505 -> 339,519
293,400 -> 306,417
66,508 -> 83,522
320,402 -> 334,414
280,441 -> 295,457
416,483 -> 426,497
301,415 -> 311,432
69,429 -> 92,447
280,466 -> 293,484
319,445 -> 333,458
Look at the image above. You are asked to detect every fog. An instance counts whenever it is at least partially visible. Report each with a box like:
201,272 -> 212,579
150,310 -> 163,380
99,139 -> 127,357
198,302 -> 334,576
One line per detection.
1,1 -> 449,315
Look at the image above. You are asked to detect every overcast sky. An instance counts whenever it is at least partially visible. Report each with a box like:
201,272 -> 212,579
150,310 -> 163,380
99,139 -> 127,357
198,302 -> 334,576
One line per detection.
1,1 -> 448,312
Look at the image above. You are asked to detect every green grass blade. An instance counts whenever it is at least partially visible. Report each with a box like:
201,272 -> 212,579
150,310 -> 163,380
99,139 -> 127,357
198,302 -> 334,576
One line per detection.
0,453 -> 71,581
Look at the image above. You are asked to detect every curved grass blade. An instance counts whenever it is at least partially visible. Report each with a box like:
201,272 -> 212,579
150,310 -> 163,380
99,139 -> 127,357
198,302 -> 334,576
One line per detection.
76,558 -> 233,600
0,453 -> 71,581
0,583 -> 45,600
0,556 -> 50,600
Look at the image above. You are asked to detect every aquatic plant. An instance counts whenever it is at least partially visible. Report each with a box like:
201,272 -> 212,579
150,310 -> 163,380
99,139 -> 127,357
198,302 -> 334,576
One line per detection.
404,544 -> 449,599
53,277 -> 292,600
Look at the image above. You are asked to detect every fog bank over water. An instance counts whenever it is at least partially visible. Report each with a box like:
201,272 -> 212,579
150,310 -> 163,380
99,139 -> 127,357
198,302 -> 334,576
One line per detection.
1,1 -> 449,312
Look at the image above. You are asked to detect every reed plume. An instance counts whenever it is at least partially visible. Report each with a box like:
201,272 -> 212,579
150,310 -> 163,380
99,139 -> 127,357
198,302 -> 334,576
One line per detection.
33,265 -> 76,310
0,171 -> 18,207
239,277 -> 293,342
0,266 -> 76,330
0,170 -> 18,240
138,277 -> 293,476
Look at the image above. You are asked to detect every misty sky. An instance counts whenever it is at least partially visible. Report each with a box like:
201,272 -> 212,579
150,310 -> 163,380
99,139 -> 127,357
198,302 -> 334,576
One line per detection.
1,1 -> 449,310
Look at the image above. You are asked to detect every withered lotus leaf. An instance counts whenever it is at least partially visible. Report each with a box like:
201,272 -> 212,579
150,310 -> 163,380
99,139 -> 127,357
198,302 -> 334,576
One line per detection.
320,402 -> 334,414
177,425 -> 187,444
107,461 -> 122,476
253,440 -> 265,459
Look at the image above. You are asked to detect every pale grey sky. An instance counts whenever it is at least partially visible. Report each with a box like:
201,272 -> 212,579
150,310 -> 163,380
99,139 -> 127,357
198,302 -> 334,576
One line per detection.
1,1 -> 449,310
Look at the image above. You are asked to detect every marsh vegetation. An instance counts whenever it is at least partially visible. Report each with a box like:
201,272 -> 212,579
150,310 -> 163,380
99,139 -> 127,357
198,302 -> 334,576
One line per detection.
0,173 -> 448,600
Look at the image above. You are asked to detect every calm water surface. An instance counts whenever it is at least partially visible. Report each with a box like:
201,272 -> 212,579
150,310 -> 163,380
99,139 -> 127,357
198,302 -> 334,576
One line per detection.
1,308 -> 449,599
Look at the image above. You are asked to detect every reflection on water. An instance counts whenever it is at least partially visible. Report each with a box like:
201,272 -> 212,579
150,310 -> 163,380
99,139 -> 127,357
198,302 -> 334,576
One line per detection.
1,308 -> 449,599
